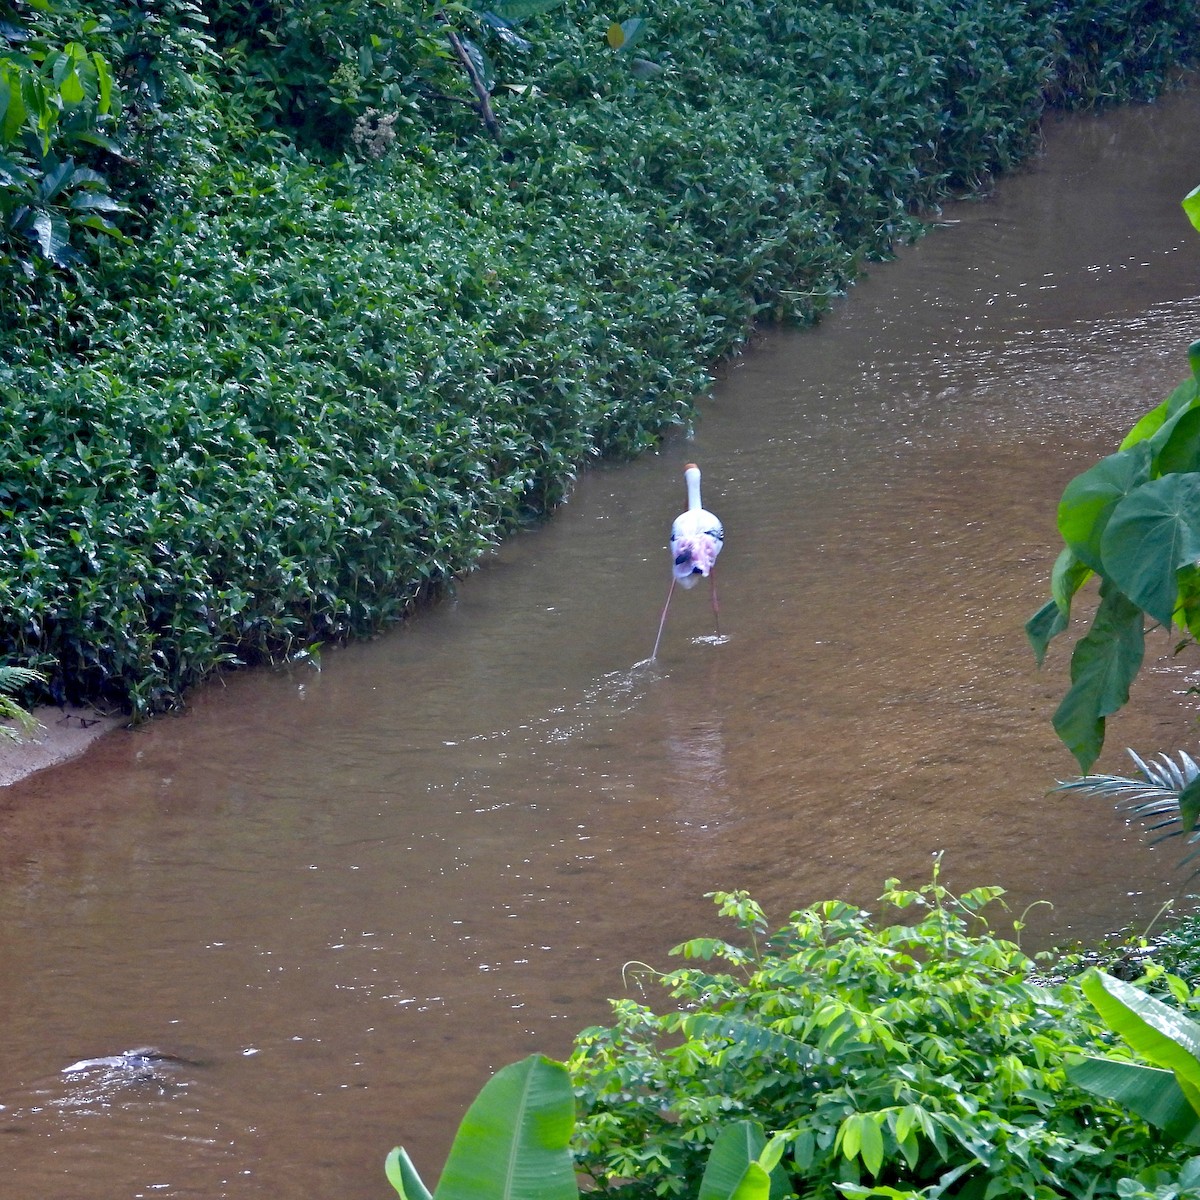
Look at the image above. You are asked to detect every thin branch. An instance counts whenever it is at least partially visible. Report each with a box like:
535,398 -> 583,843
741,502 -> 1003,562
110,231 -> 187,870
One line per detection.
437,16 -> 501,140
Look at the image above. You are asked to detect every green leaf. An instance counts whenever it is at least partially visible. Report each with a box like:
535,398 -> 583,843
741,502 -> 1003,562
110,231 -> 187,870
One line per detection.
433,1055 -> 577,1200
479,13 -> 532,52
1051,545 -> 1092,619
1052,582 -> 1145,771
1081,970 -> 1200,1101
487,0 -> 564,19
457,36 -> 495,93
699,1122 -> 770,1200
838,1113 -> 861,1162
29,210 -> 73,264
729,1162 -> 772,1200
1026,598 -> 1066,667
1179,774 -> 1200,835
2,72 -> 27,144
1152,401 -> 1200,475
59,69 -> 84,105
630,58 -> 665,79
1184,185 -> 1200,233
858,1116 -> 884,1177
1120,396 -> 1172,450
607,18 -> 648,52
1100,473 -> 1200,627
1057,443 -> 1151,573
385,1147 -> 434,1200
91,50 -> 112,114
1067,1056 -> 1200,1144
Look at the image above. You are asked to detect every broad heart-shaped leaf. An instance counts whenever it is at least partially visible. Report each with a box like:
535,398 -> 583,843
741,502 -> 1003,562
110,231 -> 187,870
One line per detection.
1052,581 -> 1145,771
1058,442 -> 1151,573
385,1147 -> 435,1200
1081,971 -> 1200,1108
432,1055 -> 577,1200
1066,1055 -> 1200,1144
1100,473 -> 1200,627
699,1122 -> 771,1200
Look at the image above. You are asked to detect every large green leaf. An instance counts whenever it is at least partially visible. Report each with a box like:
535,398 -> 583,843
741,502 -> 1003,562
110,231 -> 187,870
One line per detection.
433,1055 -> 577,1200
699,1121 -> 772,1200
1081,970 -> 1200,1104
1066,1055 -> 1200,1144
1057,443 -> 1151,573
1100,473 -> 1200,627
1052,582 -> 1145,771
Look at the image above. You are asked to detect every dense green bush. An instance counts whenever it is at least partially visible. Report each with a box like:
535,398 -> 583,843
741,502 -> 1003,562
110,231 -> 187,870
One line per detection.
568,875 -> 1197,1200
1,0 -> 1198,713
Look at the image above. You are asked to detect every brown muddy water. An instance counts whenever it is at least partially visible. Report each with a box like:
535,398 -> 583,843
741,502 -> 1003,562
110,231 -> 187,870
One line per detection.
4,84 -> 1200,1200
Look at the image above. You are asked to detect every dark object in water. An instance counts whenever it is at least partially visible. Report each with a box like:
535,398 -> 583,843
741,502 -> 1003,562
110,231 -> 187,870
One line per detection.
62,1046 -> 196,1075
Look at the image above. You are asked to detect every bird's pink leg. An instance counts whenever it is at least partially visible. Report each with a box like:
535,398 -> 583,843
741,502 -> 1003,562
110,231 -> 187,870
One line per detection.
709,567 -> 720,638
651,578 -> 676,661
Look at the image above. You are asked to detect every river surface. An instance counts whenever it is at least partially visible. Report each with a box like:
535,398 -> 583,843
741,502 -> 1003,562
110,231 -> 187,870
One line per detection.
3,83 -> 1200,1200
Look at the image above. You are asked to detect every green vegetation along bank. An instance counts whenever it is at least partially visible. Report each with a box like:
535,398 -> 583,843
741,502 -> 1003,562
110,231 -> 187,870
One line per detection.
2,0 -> 1198,715
384,873 -> 1200,1200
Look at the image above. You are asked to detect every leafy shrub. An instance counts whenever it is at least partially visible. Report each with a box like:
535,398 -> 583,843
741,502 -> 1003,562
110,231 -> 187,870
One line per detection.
1035,0 -> 1200,107
569,871 -> 1186,1200
0,2 -> 125,282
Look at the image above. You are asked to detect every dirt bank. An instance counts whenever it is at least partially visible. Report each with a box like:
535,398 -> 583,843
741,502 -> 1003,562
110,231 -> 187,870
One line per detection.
0,706 -> 122,787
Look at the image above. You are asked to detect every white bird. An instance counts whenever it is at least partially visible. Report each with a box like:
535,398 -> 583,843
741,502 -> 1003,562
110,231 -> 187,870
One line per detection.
651,462 -> 724,659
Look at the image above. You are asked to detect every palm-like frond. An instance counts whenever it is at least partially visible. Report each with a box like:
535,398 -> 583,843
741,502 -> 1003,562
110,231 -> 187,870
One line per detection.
0,665 -> 43,743
1056,749 -> 1200,875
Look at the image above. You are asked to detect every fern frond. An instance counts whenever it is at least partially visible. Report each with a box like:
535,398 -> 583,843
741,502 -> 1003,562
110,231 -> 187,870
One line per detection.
1057,749 -> 1200,877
